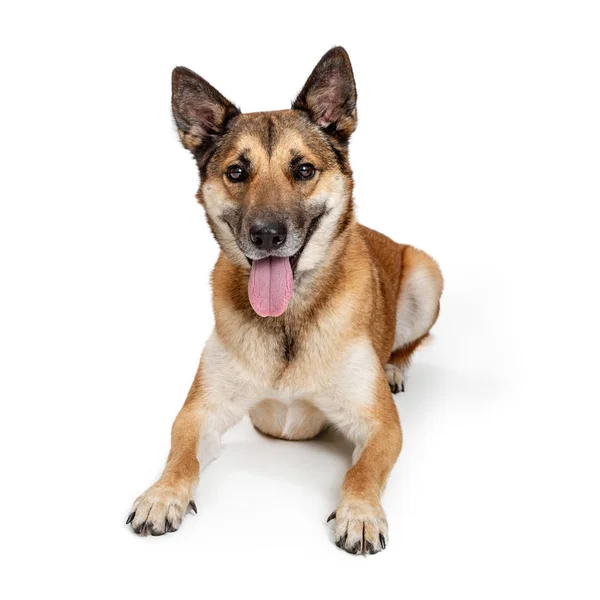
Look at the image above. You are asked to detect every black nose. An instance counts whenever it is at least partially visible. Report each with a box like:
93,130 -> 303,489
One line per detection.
249,222 -> 287,251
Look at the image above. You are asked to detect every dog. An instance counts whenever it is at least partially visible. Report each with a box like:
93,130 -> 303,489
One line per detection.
127,47 -> 443,555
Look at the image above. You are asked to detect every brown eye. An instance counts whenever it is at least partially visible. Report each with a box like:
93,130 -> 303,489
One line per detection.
296,163 -> 315,180
226,165 -> 247,182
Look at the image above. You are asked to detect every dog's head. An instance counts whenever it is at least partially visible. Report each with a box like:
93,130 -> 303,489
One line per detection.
172,47 -> 357,317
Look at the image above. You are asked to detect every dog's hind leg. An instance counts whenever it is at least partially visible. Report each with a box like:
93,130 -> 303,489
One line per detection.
249,399 -> 327,440
385,337 -> 425,393
386,246 -> 443,393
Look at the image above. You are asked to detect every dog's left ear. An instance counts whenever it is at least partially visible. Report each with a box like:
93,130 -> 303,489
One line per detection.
292,47 -> 357,141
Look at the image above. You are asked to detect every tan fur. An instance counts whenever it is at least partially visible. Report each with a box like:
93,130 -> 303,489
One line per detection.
128,49 -> 443,554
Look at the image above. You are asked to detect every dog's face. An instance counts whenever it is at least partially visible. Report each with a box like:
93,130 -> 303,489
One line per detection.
172,47 -> 357,316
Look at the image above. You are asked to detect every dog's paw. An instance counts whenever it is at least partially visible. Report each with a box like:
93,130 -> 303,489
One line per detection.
384,364 -> 405,394
126,483 -> 197,536
327,499 -> 388,555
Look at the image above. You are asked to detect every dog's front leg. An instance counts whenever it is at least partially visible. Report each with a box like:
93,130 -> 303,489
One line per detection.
127,335 -> 248,535
327,369 -> 403,555
126,364 -> 205,536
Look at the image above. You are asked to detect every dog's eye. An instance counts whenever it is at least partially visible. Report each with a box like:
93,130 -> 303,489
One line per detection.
226,165 -> 247,182
296,163 -> 315,180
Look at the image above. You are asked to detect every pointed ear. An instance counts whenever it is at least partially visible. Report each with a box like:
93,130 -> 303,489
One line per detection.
292,47 -> 357,141
171,66 -> 240,155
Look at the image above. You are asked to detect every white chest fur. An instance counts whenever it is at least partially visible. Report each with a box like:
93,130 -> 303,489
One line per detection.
202,331 -> 380,416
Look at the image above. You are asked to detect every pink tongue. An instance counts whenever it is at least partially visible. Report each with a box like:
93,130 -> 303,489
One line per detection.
248,256 -> 293,317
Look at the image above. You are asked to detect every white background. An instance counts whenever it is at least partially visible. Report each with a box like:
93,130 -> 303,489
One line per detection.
1,1 -> 599,598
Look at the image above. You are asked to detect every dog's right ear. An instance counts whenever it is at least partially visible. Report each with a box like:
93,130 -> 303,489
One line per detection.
171,67 -> 240,155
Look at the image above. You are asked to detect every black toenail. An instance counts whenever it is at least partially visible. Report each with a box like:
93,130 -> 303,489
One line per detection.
379,534 -> 386,549
327,511 -> 336,522
126,512 -> 135,525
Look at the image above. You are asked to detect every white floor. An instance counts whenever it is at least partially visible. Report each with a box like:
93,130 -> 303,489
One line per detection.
8,271 -> 596,598
111,287 -> 595,600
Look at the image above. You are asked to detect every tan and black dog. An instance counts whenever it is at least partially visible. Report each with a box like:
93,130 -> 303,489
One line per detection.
127,47 -> 443,555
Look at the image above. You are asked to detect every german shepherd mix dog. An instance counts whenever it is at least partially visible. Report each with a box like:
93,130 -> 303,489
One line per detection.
127,47 -> 443,555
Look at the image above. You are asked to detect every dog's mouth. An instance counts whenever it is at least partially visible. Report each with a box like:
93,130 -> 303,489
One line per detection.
245,211 -> 325,273
246,211 -> 325,318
